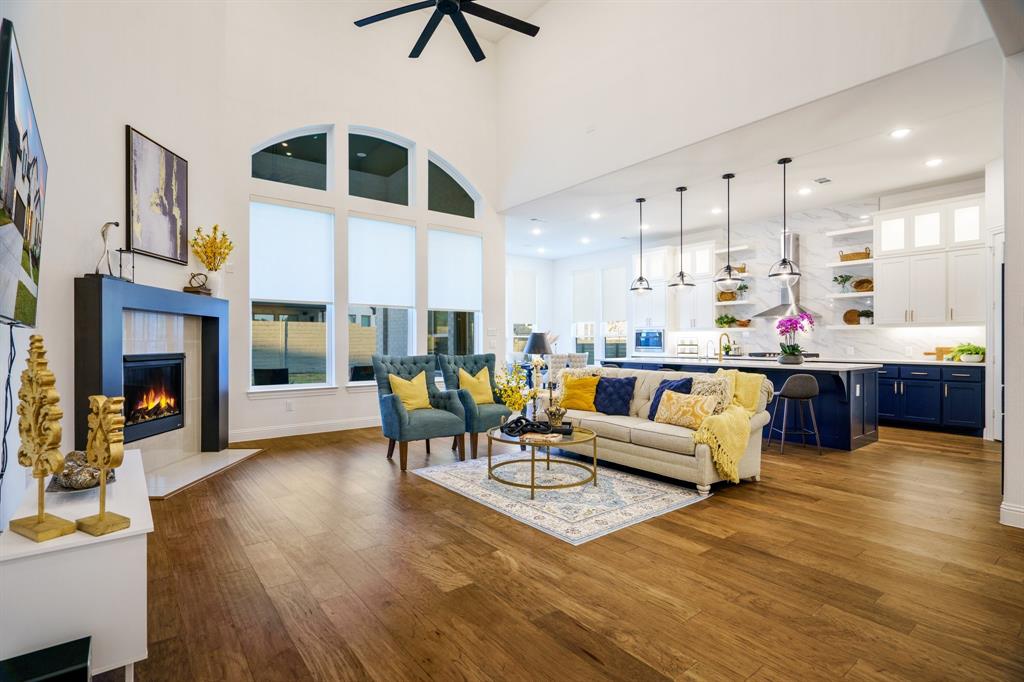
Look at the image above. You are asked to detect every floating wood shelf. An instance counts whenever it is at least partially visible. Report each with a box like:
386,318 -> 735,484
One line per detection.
828,292 -> 875,299
826,259 -> 874,268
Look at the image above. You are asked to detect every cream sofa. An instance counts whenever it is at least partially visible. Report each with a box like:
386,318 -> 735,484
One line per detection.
546,367 -> 773,495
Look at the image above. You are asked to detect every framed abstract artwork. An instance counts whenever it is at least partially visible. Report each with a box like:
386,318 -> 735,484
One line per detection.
125,125 -> 188,264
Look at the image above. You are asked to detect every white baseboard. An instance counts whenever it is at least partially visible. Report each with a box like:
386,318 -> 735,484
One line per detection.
1000,501 -> 1024,529
229,416 -> 380,443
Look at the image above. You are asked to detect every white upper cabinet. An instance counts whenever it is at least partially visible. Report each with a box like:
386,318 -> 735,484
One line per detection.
673,278 -> 714,331
908,252 -> 948,324
631,281 -> 667,328
947,247 -> 986,323
632,246 -> 671,282
874,257 -> 910,325
873,194 -> 983,256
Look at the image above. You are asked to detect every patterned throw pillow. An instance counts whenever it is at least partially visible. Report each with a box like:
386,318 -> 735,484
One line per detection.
654,391 -> 717,430
647,378 -> 693,420
560,375 -> 600,411
691,375 -> 732,414
594,376 -> 636,416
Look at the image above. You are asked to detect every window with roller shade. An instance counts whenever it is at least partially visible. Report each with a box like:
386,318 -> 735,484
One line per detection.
602,266 -> 627,359
250,201 -> 334,387
348,216 -> 416,381
572,270 -> 597,364
508,269 -> 537,354
428,230 -> 482,360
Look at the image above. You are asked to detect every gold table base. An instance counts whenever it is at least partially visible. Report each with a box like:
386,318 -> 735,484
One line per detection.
487,434 -> 598,500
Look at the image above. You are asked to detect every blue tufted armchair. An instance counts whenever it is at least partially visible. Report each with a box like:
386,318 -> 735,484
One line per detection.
372,354 -> 467,471
437,353 -> 513,459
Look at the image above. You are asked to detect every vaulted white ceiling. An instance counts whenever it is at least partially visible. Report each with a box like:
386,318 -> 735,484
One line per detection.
504,41 -> 1003,259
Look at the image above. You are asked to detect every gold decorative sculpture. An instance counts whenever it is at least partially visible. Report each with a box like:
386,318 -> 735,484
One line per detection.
76,395 -> 129,536
9,335 -> 76,542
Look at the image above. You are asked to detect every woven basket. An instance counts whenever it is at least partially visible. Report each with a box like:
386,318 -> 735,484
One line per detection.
718,291 -> 737,302
842,309 -> 861,325
852,278 -> 874,292
839,247 -> 871,262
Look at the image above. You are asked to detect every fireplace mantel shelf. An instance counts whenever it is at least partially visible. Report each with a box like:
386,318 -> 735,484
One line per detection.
74,276 -> 229,452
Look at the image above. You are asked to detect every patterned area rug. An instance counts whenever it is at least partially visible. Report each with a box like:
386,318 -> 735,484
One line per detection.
413,452 -> 707,545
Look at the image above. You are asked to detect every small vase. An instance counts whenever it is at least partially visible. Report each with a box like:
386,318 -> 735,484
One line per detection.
206,269 -> 224,298
778,353 -> 804,365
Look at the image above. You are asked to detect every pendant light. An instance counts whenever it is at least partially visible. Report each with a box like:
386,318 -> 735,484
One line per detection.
668,186 -> 695,288
629,197 -> 652,293
714,173 -> 742,292
768,157 -> 802,287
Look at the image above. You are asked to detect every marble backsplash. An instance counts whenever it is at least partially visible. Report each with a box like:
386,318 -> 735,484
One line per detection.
666,199 -> 987,361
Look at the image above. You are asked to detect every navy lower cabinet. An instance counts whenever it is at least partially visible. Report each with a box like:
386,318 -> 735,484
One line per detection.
943,381 -> 984,428
901,380 -> 942,424
878,363 -> 985,435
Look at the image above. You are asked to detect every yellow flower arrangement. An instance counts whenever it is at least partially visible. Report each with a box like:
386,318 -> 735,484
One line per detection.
190,224 -> 234,271
494,364 -> 535,413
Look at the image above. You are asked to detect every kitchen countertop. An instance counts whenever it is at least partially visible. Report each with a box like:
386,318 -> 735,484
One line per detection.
619,356 -> 882,372
622,354 -> 984,367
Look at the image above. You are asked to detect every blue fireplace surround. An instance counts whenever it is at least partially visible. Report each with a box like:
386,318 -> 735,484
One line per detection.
73,276 -> 229,452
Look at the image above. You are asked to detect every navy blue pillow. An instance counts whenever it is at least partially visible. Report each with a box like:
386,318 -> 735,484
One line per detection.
594,377 -> 637,416
648,378 -> 693,420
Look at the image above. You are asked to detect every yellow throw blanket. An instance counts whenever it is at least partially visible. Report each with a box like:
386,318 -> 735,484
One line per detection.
694,371 -> 767,483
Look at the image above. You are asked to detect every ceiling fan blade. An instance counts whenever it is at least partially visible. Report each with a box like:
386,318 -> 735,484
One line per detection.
354,0 -> 435,27
409,8 -> 443,57
451,10 -> 486,62
461,2 -> 540,37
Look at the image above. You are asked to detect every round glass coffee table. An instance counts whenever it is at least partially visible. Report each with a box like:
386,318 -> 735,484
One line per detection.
485,426 -> 598,500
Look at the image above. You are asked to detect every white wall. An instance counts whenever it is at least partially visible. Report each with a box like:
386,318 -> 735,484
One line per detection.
1001,52 -> 1024,528
0,0 -> 506,522
496,0 -> 993,209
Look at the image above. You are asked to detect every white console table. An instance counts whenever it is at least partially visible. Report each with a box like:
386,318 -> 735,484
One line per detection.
0,449 -> 152,678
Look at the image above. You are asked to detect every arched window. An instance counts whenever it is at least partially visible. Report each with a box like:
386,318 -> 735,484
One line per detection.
251,129 -> 329,190
428,153 -> 477,219
348,130 -> 411,206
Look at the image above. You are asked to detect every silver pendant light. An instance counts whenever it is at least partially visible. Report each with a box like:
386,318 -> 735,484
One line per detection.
629,197 -> 652,293
668,186 -> 694,288
714,173 -> 742,292
768,157 -> 802,287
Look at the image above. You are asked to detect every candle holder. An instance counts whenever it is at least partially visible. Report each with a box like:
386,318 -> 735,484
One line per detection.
9,336 -> 76,542
76,395 -> 129,536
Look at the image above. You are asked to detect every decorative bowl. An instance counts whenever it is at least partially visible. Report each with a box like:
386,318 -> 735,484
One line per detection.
959,354 -> 984,363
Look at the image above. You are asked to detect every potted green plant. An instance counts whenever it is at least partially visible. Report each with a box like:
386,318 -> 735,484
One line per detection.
736,282 -> 749,300
858,309 -> 874,325
775,312 -> 814,365
832,274 -> 854,293
715,314 -> 738,328
950,343 -> 985,363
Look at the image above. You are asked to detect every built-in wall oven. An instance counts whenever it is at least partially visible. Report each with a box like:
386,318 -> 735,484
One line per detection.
634,329 -> 665,354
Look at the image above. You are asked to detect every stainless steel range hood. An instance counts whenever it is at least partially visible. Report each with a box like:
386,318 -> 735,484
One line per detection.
753,233 -> 818,319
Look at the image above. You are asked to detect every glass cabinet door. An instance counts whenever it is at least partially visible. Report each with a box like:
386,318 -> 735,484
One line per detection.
878,217 -> 906,254
950,202 -> 982,246
912,211 -> 942,249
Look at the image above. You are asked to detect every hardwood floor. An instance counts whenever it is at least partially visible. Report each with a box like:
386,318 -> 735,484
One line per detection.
114,426 -> 1024,681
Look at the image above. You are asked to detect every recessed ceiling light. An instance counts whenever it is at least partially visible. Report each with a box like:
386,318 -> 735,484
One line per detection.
286,152 -> 293,157
859,215 -> 870,220
641,223 -> 650,231
711,207 -> 723,215
890,128 -> 911,139
925,158 -> 943,168
798,187 -> 812,196
589,212 -> 601,220
531,227 -> 542,236
537,247 -> 545,255
356,151 -> 367,158
281,142 -> 289,147
581,237 -> 591,244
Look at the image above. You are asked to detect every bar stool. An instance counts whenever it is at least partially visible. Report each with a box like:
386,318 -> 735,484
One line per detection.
767,374 -> 822,454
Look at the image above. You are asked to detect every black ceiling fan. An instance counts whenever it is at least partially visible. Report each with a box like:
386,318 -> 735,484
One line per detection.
354,0 -> 540,63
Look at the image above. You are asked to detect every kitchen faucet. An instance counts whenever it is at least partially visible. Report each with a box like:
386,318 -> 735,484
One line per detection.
718,332 -> 733,362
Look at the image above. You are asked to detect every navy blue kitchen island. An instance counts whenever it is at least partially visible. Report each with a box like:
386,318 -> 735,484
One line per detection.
602,357 -> 882,451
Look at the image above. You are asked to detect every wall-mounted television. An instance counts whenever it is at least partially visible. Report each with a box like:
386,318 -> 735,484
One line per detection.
0,19 -> 47,327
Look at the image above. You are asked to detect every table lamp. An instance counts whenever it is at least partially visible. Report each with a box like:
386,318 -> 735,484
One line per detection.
522,332 -> 552,416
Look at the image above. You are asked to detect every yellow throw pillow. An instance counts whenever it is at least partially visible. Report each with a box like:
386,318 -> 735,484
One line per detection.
388,371 -> 432,411
560,375 -> 599,412
459,367 -> 495,405
717,368 -> 763,413
654,391 -> 717,430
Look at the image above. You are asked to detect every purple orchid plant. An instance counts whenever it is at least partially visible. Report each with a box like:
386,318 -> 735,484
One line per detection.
776,312 -> 814,356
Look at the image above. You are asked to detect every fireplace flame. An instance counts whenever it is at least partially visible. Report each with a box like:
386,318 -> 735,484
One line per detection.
137,388 -> 176,413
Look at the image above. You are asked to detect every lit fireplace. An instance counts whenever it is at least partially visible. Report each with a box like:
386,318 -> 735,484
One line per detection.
122,353 -> 185,442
